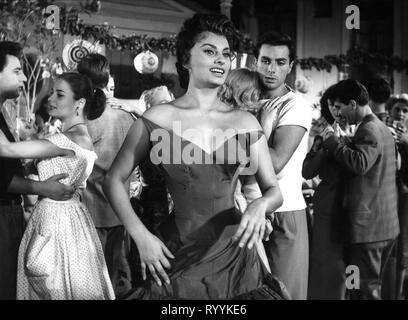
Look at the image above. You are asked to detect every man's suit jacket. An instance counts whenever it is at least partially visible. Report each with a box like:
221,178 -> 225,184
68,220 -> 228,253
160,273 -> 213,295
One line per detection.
323,113 -> 399,244
0,111 -> 24,202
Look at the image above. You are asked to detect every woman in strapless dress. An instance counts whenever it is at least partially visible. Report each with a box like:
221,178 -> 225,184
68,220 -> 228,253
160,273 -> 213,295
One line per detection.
104,13 -> 290,300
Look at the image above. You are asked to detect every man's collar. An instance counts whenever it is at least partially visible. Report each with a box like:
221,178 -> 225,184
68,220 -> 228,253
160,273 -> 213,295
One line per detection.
361,113 -> 376,124
355,113 -> 376,130
262,84 -> 293,100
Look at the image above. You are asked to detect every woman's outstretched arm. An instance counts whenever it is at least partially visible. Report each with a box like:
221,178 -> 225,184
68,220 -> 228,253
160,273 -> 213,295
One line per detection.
103,117 -> 174,287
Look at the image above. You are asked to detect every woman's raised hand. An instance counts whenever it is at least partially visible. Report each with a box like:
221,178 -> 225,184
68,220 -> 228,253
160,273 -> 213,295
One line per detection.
135,230 -> 175,287
233,198 -> 269,250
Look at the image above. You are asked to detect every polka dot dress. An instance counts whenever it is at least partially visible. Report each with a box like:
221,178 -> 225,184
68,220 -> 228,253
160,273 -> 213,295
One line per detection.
16,134 -> 115,300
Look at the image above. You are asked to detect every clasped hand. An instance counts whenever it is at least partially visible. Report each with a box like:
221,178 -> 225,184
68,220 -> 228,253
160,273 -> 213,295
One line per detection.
42,173 -> 75,201
321,122 -> 343,141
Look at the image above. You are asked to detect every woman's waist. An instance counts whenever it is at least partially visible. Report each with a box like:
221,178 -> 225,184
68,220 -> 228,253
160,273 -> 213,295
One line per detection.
174,203 -> 237,216
40,193 -> 81,204
163,207 -> 241,246
171,193 -> 234,210
173,206 -> 241,231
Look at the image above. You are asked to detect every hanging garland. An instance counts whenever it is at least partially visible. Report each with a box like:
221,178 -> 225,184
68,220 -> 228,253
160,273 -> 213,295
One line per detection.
2,0 -> 408,74
60,7 -> 408,74
297,47 -> 408,74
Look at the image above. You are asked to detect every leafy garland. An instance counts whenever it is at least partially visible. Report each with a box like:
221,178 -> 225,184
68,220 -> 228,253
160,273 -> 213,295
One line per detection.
1,0 -> 408,74
57,4 -> 408,74
298,47 -> 408,74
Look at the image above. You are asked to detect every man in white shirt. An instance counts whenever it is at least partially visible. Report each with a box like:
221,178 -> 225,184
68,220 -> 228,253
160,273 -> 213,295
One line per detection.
255,32 -> 312,300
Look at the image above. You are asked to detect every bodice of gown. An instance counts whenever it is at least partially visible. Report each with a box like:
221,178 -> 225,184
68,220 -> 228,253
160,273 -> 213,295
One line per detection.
140,117 -> 262,243
36,133 -> 97,191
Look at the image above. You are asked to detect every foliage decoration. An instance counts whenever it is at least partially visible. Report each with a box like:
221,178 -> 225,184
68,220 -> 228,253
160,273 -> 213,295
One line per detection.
296,47 -> 408,74
1,1 -> 408,75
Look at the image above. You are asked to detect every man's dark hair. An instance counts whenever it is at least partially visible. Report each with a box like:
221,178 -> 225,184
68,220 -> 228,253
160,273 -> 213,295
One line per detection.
330,79 -> 369,106
0,41 -> 23,72
77,53 -> 110,89
254,31 -> 296,62
362,77 -> 391,104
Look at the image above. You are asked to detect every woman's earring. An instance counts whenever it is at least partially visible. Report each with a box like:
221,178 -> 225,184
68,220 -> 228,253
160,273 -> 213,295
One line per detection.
76,108 -> 79,116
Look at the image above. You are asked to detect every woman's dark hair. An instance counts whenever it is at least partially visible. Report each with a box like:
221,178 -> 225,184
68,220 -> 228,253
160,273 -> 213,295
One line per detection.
58,72 -> 106,120
77,53 -> 110,89
387,97 -> 408,112
175,13 -> 239,89
386,96 -> 401,112
320,85 -> 335,125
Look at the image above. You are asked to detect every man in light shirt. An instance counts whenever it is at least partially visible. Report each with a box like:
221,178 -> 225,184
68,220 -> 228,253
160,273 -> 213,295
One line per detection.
255,32 -> 312,300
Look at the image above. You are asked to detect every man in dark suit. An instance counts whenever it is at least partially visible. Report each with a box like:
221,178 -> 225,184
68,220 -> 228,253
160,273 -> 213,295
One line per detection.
322,79 -> 399,300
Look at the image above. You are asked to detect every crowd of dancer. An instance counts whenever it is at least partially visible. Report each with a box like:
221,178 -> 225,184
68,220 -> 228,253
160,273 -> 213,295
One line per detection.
0,12 -> 407,300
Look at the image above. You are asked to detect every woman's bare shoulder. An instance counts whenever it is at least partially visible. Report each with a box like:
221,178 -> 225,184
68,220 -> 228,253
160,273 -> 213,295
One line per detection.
142,102 -> 177,118
229,109 -> 263,131
64,131 -> 93,151
141,101 -> 184,127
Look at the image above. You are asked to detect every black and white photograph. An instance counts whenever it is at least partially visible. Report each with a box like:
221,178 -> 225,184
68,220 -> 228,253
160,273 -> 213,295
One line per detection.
0,0 -> 408,308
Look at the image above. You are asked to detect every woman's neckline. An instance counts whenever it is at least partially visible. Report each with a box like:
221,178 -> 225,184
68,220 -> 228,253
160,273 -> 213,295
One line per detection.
141,116 -> 262,155
58,133 -> 96,155
62,122 -> 87,133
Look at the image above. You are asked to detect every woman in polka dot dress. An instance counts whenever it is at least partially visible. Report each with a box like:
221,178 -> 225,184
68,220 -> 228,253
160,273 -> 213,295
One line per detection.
0,72 -> 115,300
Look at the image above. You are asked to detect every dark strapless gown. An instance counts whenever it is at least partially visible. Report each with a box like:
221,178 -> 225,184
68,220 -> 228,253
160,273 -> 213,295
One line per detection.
125,117 -> 290,300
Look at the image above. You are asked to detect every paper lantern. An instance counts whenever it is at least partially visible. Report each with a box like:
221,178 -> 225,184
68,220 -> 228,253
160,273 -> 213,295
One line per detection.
134,51 -> 159,74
